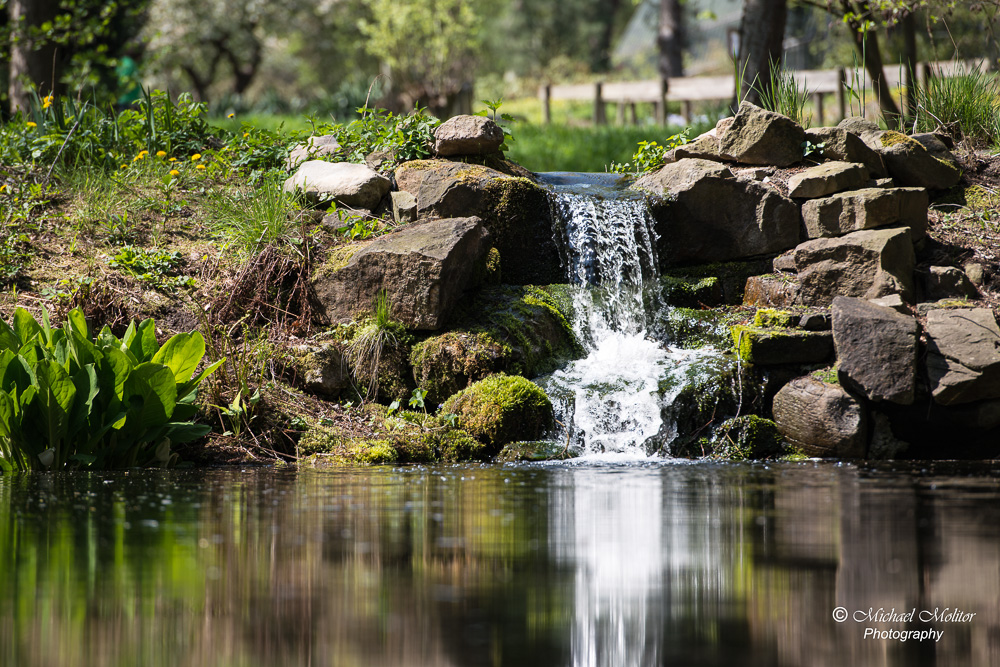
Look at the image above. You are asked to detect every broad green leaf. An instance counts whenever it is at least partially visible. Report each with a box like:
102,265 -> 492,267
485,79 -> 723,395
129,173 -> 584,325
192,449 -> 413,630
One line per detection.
0,319 -> 20,352
0,389 -> 14,440
125,363 -> 177,432
34,360 -> 77,461
68,365 -> 99,442
163,422 -> 211,444
2,354 -> 32,395
66,308 -> 90,340
98,347 -> 131,403
12,308 -> 42,347
129,318 -> 159,362
152,332 -> 205,384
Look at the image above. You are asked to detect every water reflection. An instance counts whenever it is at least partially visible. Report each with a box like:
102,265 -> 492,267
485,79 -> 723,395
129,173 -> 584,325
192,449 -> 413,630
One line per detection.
0,462 -> 999,666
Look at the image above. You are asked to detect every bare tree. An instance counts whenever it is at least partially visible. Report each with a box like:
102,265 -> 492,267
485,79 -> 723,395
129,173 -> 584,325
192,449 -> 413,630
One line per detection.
733,0 -> 787,110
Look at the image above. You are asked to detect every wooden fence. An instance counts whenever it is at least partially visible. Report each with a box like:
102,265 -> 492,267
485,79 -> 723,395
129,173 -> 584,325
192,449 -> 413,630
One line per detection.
538,59 -> 987,126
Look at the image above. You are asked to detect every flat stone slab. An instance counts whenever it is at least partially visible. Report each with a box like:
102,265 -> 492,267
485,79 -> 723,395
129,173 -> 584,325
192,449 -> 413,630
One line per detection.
730,325 -> 833,365
805,126 -> 886,178
800,187 -> 928,239
788,161 -> 869,198
284,161 -> 391,210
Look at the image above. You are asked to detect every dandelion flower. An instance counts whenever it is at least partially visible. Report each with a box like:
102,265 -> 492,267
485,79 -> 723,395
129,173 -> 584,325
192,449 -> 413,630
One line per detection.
26,121 -> 37,128
191,153 -> 201,161
156,150 -> 167,157
227,113 -> 235,118
138,150 -> 149,157
42,95 -> 54,109
196,164 -> 206,170
168,157 -> 177,163
243,132 -> 250,138
169,169 -> 180,176
0,185 -> 6,193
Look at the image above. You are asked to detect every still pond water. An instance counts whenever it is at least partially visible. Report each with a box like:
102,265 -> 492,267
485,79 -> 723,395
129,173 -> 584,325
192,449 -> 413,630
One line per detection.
2,460 -> 999,667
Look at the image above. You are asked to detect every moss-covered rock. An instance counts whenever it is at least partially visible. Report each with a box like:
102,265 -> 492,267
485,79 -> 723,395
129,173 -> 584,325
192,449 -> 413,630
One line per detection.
753,308 -> 798,328
341,319 -> 415,403
730,324 -> 834,365
657,306 -> 734,349
441,373 -> 554,453
496,440 -> 570,462
299,412 -> 487,464
411,285 -> 582,405
662,258 -> 774,305
710,415 -> 791,461
659,275 -> 723,307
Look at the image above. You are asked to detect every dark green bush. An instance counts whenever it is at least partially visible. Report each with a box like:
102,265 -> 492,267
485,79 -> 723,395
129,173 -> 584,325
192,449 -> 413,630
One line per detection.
0,307 -> 222,471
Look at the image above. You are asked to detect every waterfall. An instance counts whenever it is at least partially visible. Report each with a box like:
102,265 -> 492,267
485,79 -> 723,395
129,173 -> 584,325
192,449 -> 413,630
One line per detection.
537,173 -> 714,459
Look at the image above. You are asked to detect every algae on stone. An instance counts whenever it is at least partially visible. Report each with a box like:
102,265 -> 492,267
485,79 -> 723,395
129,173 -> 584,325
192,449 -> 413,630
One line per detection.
441,373 -> 554,453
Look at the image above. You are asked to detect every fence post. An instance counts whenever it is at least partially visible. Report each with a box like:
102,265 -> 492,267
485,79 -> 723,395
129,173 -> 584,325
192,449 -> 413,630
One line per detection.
812,92 -> 824,126
541,84 -> 552,124
683,100 -> 693,125
594,82 -> 606,126
836,67 -> 846,121
656,79 -> 667,125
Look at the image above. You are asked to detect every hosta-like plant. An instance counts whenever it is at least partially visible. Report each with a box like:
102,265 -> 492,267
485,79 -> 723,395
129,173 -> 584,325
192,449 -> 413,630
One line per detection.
0,307 -> 223,471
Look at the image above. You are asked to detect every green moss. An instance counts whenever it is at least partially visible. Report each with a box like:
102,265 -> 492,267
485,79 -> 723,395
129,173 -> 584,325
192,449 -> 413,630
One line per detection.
880,130 -> 921,148
753,308 -> 797,328
314,241 -> 369,281
410,331 -> 511,404
710,416 -> 787,461
730,324 -> 833,365
441,373 -> 554,453
480,176 -> 559,284
662,258 -> 774,305
496,440 -> 569,462
659,275 -> 722,307
811,365 -> 839,384
299,416 -> 485,464
660,307 -> 730,349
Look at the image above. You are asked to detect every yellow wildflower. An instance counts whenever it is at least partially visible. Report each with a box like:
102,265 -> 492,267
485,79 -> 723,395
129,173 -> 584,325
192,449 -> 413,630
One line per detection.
138,150 -> 149,157
168,157 -> 177,163
156,150 -> 167,157
121,164 -> 128,169
169,169 -> 180,177
26,121 -> 37,128
196,164 -> 206,170
243,132 -> 250,138
191,153 -> 201,161
227,113 -> 235,118
0,185 -> 6,193
42,95 -> 54,109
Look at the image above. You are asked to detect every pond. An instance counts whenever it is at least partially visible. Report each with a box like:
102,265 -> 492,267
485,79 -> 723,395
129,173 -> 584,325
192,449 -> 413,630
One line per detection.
2,460 -> 999,666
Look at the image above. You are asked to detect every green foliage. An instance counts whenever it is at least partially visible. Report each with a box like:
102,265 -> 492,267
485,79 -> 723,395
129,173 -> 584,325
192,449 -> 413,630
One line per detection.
755,61 -> 811,127
207,175 -> 309,256
711,415 -> 787,461
609,132 -> 690,175
914,65 -> 1000,147
475,98 -> 516,152
329,106 -> 440,167
108,245 -> 195,291
0,307 -> 223,471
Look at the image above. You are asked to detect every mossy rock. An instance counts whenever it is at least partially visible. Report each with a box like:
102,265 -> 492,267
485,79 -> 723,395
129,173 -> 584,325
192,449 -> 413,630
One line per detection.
879,130 -> 922,149
753,308 -> 798,328
662,258 -> 774,305
710,415 -> 790,461
313,241 -> 371,283
730,324 -> 834,365
495,440 -> 571,462
341,319 -> 416,403
299,415 -> 487,464
659,275 -> 723,308
657,306 -> 733,349
412,285 -> 581,403
441,373 -> 554,453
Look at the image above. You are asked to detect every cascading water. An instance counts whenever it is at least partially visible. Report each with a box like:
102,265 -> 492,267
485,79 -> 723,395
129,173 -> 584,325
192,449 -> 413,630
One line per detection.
537,173 -> 718,459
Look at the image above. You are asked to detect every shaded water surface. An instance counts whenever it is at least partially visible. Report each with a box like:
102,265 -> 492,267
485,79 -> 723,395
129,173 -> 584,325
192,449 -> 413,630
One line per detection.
2,461 -> 1000,666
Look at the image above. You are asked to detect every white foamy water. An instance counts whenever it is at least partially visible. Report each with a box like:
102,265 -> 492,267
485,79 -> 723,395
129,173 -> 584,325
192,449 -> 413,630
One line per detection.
539,178 -> 711,457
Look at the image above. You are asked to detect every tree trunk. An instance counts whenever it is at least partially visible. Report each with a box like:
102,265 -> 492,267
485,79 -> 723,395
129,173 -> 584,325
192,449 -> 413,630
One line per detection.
658,0 -> 684,79
733,0 -> 787,111
901,11 -> 917,121
8,0 -> 64,112
591,0 -> 623,72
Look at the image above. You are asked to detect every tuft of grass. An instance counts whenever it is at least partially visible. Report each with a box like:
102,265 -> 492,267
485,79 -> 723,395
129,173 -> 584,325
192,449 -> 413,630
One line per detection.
755,61 -> 811,126
914,65 -> 1000,147
207,175 -> 306,256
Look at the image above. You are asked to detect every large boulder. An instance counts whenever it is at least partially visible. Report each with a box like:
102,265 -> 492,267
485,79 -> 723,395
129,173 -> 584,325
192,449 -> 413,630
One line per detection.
800,187 -> 928,239
635,158 -> 800,266
925,308 -> 1000,405
312,217 -> 491,330
772,376 -> 867,457
804,126 -> 886,178
286,135 -> 341,170
434,115 -> 504,156
793,227 -> 915,306
284,161 -> 391,209
831,296 -> 918,404
787,161 -> 869,199
866,130 -> 961,189
718,101 -> 806,167
394,159 -> 560,284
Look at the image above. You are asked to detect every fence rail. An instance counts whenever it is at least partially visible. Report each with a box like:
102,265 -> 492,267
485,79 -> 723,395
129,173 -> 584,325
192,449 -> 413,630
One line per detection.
538,59 -> 988,126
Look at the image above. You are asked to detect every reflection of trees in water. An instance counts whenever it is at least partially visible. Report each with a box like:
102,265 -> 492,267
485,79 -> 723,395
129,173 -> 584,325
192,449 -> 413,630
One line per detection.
2,465 -> 1000,666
